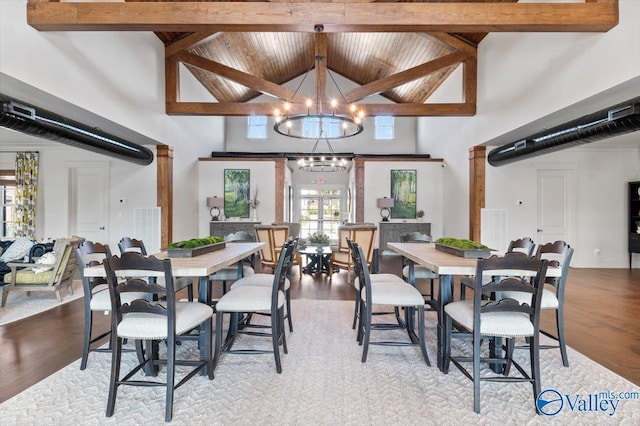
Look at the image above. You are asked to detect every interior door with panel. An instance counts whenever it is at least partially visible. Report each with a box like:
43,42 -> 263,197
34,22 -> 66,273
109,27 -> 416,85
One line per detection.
69,165 -> 109,243
536,169 -> 573,245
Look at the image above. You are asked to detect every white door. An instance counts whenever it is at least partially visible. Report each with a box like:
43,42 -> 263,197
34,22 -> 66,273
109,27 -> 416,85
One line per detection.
69,165 -> 109,243
536,169 -> 573,245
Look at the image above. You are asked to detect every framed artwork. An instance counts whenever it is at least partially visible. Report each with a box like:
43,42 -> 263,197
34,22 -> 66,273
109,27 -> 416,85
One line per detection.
390,169 -> 417,219
224,169 -> 250,218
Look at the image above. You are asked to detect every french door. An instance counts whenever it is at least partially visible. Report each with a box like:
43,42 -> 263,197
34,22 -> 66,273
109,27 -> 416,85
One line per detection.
299,187 -> 342,241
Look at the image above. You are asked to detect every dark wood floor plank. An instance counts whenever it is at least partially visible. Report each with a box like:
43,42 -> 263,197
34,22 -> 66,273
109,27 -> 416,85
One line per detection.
1,257 -> 638,404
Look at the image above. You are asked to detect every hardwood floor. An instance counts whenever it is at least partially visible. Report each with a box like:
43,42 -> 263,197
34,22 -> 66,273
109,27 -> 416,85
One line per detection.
1,256 -> 638,404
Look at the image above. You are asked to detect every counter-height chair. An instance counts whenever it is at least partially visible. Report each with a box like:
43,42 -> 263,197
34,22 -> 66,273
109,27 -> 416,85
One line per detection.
228,238 -> 299,333
502,240 -> 574,366
460,237 -> 537,300
400,232 -> 438,309
507,237 -> 536,257
329,224 -> 377,284
349,239 -> 430,365
119,236 -> 194,302
444,253 -> 548,414
208,231 -> 256,297
103,252 -> 213,422
349,236 -> 404,331
76,240 -> 148,370
213,240 -> 294,374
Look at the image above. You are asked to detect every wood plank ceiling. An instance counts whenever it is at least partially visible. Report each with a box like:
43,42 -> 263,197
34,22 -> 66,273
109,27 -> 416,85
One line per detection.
27,0 -> 619,117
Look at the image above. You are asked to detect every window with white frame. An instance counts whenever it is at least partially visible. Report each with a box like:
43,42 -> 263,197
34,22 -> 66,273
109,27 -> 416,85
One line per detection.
247,115 -> 268,139
302,116 -> 341,139
375,115 -> 394,140
0,170 -> 16,238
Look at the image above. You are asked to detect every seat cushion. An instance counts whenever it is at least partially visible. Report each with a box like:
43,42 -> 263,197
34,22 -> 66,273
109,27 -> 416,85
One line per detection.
502,288 -> 559,309
230,273 -> 290,290
445,300 -> 534,337
210,265 -> 255,281
89,289 -> 149,312
215,286 -> 284,313
364,281 -> 424,307
117,301 -> 213,340
4,269 -> 53,284
354,273 -> 403,290
402,265 -> 438,280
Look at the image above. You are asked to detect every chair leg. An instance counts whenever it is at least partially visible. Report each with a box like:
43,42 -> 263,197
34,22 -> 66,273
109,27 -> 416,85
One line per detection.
0,286 -> 7,307
106,335 -> 122,417
187,284 -> 194,301
361,302 -> 371,363
80,308 -> 94,370
352,291 -> 360,330
279,306 -> 288,355
55,289 -> 62,302
443,314 -> 452,374
285,288 -> 293,332
503,338 -> 515,376
271,308 -> 282,374
417,305 -> 431,366
556,307 -> 569,367
213,311 -> 224,370
530,334 -> 542,413
204,318 -> 214,380
165,336 -> 176,422
473,332 -> 481,414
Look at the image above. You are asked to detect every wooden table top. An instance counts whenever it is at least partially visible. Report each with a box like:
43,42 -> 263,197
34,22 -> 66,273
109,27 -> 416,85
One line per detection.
83,242 -> 264,278
387,242 -> 560,277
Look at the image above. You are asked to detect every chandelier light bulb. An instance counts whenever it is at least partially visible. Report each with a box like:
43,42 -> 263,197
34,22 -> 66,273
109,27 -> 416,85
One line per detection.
284,102 -> 291,111
274,108 -> 280,116
331,99 -> 338,108
320,156 -> 325,161
358,110 -> 365,118
306,98 -> 313,108
286,121 -> 292,128
350,104 -> 357,112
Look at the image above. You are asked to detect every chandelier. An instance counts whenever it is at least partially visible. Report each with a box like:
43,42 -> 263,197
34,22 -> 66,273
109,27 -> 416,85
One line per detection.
297,135 -> 348,172
273,54 -> 364,140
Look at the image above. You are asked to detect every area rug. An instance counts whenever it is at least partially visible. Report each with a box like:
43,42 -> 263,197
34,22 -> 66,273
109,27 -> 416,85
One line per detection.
0,279 -> 84,326
0,300 -> 638,425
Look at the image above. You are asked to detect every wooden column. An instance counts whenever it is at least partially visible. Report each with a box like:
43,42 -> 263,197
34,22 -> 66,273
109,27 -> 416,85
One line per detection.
468,145 -> 486,242
157,145 -> 173,248
354,158 -> 366,223
275,158 -> 285,221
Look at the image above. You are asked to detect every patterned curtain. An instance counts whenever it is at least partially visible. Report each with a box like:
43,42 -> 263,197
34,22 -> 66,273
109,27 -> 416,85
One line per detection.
15,152 -> 39,238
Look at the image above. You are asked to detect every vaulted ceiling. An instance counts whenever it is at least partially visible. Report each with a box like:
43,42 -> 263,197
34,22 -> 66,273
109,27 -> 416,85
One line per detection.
26,0 -> 618,118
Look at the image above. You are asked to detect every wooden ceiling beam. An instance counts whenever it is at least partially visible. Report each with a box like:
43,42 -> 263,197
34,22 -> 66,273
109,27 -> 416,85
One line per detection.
174,51 -> 302,102
343,51 -> 468,103
165,32 -> 217,58
426,32 -> 477,53
27,2 -> 618,33
166,101 -> 476,117
314,33 -> 328,113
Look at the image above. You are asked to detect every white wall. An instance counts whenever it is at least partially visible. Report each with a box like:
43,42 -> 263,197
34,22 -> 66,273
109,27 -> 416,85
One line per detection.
363,161 -> 444,239
0,1 -> 225,243
197,160 -> 277,236
224,71 -> 417,155
418,0 -> 640,267
0,143 -> 155,250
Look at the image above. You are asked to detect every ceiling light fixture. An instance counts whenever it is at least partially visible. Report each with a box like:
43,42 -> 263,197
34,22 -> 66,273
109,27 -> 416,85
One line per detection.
297,133 -> 348,172
273,52 -> 364,140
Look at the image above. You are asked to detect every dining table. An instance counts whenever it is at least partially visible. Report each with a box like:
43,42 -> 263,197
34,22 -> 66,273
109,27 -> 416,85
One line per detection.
83,241 -> 265,367
386,242 -> 561,372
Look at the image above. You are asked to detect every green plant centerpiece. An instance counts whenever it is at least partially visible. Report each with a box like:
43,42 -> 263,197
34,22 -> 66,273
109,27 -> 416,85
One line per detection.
168,236 -> 223,249
167,236 -> 225,257
435,237 -> 491,258
307,232 -> 331,246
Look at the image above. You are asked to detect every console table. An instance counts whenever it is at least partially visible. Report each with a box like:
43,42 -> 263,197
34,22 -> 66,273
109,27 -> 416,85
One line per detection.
379,222 -> 431,254
210,221 -> 261,238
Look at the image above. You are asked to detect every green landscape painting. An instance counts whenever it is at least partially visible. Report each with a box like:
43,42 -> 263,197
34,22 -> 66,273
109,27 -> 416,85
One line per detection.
390,169 -> 416,219
224,169 -> 250,218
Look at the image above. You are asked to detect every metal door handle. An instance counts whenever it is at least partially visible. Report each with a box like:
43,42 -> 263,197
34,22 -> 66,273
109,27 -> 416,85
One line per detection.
536,228 -> 543,232
99,226 -> 105,230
